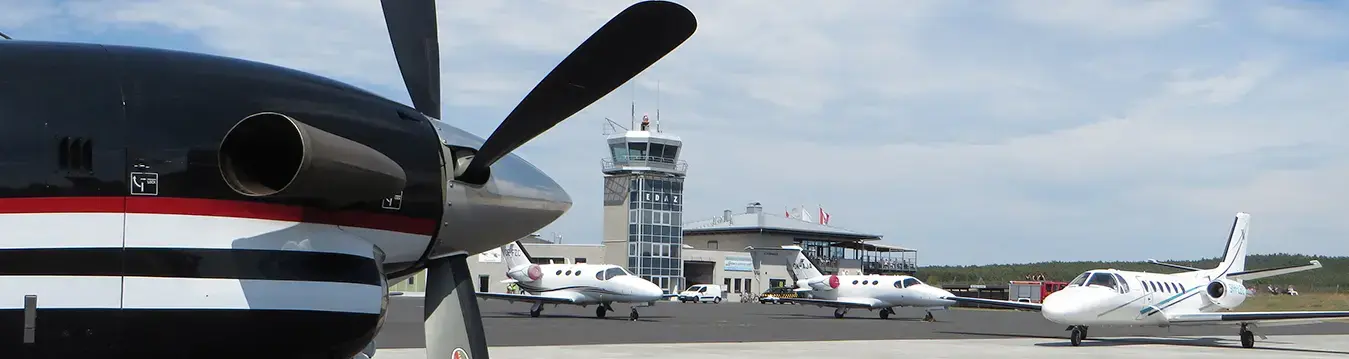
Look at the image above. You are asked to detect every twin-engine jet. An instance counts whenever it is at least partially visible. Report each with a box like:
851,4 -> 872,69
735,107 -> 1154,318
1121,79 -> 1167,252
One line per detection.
945,212 -> 1349,349
476,241 -> 674,320
747,245 -> 956,321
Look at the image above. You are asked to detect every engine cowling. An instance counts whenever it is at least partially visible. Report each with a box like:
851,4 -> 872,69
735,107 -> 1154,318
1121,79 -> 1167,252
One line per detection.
1204,279 -> 1248,309
507,264 -> 544,283
804,275 -> 841,291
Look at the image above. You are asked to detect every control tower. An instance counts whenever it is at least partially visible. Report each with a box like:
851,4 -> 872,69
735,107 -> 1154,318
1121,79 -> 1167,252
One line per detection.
601,114 -> 687,294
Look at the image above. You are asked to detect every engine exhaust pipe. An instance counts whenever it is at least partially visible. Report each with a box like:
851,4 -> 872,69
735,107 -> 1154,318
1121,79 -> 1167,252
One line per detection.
218,112 -> 407,208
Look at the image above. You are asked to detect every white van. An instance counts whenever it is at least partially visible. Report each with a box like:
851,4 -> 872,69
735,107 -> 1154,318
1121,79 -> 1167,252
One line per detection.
677,284 -> 723,303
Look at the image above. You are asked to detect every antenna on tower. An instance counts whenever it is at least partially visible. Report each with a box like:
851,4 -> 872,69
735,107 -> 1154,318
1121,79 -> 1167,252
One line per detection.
656,80 -> 662,133
630,82 -> 636,130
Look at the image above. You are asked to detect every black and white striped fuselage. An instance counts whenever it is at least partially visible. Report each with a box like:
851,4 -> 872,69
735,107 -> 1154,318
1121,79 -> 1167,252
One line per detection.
0,197 -> 439,358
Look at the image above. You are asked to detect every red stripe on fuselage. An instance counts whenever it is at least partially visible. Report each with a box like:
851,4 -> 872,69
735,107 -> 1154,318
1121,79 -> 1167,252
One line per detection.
0,197 -> 437,236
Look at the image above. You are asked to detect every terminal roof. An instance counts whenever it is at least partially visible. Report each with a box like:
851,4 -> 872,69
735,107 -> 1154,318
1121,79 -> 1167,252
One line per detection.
683,206 -> 883,241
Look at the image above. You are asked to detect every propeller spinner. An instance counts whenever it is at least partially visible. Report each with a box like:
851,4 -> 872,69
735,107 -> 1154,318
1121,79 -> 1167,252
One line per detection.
377,1 -> 697,358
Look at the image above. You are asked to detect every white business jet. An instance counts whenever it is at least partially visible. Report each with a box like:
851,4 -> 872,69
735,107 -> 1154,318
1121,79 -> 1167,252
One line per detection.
944,212 -> 1349,348
475,241 -> 674,320
746,245 -> 957,321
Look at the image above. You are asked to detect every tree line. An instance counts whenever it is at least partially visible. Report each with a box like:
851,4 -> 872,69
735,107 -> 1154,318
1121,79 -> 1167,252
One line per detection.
917,253 -> 1349,293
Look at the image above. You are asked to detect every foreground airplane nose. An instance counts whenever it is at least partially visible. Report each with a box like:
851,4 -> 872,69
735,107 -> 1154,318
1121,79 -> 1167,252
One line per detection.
1041,292 -> 1077,324
642,283 -> 664,299
933,287 -> 958,306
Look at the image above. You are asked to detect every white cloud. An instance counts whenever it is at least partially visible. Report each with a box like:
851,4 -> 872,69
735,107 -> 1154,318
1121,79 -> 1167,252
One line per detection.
8,0 -> 1349,265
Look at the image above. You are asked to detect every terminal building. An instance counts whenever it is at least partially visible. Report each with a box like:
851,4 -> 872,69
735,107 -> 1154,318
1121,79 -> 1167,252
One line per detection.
389,116 -> 919,300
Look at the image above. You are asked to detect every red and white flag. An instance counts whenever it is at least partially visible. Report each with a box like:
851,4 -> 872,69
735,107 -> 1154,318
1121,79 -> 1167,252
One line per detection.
818,206 -> 831,225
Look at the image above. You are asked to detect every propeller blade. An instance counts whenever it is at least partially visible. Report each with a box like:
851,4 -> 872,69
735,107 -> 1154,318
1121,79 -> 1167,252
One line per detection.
457,0 -> 697,183
424,256 -> 488,359
380,0 -> 441,120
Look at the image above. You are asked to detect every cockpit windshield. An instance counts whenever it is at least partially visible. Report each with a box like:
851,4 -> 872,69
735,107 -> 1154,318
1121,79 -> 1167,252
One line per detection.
597,267 -> 631,280
1068,272 -> 1090,286
902,278 -> 922,288
1084,272 -> 1120,290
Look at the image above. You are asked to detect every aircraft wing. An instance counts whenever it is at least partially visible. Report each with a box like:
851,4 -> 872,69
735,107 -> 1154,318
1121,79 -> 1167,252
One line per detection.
781,297 -> 886,309
942,296 -> 1044,311
1167,310 -> 1349,327
475,291 -> 578,305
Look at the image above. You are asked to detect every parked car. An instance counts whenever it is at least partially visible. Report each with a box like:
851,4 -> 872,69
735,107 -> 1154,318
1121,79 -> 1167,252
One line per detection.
678,284 -> 723,303
758,286 -> 799,304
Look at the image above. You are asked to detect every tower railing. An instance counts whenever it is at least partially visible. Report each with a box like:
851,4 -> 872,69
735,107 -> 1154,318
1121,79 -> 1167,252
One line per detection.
602,156 -> 688,174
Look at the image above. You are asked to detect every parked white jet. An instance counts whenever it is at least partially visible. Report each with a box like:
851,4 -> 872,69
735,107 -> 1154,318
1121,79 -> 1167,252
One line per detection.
475,241 -> 673,320
944,212 -> 1348,348
746,245 -> 957,321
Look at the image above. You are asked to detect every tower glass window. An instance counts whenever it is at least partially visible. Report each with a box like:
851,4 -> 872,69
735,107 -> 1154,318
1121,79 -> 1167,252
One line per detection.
627,175 -> 684,294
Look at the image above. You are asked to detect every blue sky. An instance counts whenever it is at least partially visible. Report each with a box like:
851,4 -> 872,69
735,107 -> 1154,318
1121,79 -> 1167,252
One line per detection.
7,0 -> 1349,265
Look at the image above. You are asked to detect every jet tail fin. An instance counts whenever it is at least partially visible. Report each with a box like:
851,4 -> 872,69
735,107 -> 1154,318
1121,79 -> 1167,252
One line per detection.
745,245 -> 825,282
1212,212 -> 1251,275
501,240 -> 533,270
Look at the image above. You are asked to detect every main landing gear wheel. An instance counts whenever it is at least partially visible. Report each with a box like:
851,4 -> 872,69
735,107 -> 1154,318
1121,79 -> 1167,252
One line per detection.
596,305 -> 607,318
879,309 -> 890,319
529,308 -> 542,317
834,308 -> 846,318
1240,324 -> 1255,348
1068,325 -> 1086,346
629,308 -> 640,321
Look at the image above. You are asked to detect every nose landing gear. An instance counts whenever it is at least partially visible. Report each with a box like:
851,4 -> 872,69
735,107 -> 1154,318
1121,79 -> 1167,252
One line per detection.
1067,325 -> 1088,346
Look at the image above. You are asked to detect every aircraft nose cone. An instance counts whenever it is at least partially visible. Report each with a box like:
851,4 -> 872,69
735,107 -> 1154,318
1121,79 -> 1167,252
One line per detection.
933,288 -> 958,306
643,283 -> 664,299
1041,292 -> 1076,323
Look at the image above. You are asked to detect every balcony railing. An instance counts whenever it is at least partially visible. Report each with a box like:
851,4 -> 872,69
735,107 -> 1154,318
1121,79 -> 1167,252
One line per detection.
805,252 -> 918,274
602,155 -> 688,174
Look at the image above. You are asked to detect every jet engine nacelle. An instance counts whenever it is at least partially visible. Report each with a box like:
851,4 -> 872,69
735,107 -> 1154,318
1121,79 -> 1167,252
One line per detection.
506,264 -> 544,283
803,275 -> 840,291
1204,279 -> 1248,309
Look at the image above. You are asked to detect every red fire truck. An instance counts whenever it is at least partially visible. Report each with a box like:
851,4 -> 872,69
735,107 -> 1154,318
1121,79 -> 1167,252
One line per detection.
1009,280 -> 1068,303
